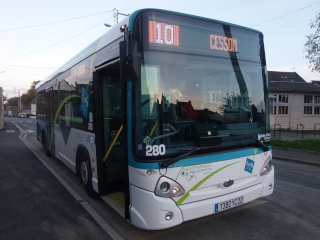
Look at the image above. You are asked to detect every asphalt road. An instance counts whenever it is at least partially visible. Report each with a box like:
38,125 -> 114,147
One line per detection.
1,117 -> 320,240
0,117 -> 113,240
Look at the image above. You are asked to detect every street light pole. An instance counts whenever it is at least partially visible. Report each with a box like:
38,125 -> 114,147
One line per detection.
14,87 -> 20,113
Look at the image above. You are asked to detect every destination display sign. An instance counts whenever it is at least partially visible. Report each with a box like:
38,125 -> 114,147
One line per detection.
143,11 -> 262,61
148,20 -> 238,54
209,34 -> 238,53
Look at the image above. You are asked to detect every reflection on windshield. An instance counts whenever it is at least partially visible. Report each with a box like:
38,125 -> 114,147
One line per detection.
135,51 -> 268,159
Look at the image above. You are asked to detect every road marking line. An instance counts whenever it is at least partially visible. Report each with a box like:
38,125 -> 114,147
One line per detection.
6,130 -> 15,133
26,130 -> 35,133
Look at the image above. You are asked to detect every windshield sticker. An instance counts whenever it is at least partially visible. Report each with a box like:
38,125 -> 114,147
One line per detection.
244,158 -> 255,173
258,133 -> 271,141
143,136 -> 152,145
80,87 -> 89,119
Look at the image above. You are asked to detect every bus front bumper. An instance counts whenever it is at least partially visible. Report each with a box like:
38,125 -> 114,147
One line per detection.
130,168 -> 274,229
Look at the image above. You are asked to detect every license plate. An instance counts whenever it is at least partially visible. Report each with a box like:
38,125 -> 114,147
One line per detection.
214,196 -> 244,213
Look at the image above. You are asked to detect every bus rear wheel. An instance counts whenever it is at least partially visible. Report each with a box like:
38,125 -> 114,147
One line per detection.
42,132 -> 50,156
80,159 -> 97,198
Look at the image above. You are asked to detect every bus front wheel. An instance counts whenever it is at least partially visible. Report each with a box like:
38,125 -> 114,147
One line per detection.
80,159 -> 97,198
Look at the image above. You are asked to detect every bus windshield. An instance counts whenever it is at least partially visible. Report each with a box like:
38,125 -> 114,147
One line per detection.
133,11 -> 269,160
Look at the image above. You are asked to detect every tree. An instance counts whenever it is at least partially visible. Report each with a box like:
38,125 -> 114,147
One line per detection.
304,11 -> 320,73
20,81 -> 40,106
7,96 -> 19,106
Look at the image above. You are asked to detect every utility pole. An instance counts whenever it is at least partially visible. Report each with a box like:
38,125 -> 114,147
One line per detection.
113,8 -> 118,25
113,8 -> 129,25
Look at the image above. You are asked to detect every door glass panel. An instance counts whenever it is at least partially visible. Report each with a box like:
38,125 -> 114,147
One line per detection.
101,64 -> 124,183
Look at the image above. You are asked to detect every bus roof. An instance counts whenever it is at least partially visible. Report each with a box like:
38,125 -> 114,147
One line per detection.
36,8 -> 262,92
128,8 -> 261,34
35,17 -> 129,92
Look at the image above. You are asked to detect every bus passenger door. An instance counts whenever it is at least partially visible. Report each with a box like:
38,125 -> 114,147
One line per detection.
102,72 -> 124,184
44,85 -> 56,155
94,62 -> 126,216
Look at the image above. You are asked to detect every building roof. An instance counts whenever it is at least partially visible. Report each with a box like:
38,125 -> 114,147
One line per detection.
312,80 -> 320,86
268,71 -> 320,94
268,71 -> 306,83
268,81 -> 320,93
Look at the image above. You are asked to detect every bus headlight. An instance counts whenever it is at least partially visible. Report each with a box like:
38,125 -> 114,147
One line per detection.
160,182 -> 170,192
260,156 -> 273,176
155,177 -> 185,197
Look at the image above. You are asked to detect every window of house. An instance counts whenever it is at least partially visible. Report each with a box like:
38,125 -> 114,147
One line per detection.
206,91 -> 222,104
304,95 -> 320,115
269,95 -> 277,114
269,94 -> 289,115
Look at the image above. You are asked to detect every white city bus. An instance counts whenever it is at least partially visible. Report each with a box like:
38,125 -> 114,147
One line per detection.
36,9 -> 274,230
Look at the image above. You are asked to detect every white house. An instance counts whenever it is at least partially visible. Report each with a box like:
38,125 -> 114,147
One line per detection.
268,71 -> 320,131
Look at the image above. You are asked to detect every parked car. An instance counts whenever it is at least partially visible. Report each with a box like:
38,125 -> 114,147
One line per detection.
8,112 -> 14,117
17,113 -> 27,118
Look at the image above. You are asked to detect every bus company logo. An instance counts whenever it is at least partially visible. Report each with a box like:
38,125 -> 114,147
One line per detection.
108,45 -> 119,53
223,179 -> 234,188
244,158 -> 255,174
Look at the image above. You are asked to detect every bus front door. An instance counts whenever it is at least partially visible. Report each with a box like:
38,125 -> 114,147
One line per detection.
94,62 -> 126,217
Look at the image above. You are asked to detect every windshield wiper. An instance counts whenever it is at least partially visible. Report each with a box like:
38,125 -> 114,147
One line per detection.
160,133 -> 269,168
160,147 -> 201,168
160,145 -> 224,168
197,133 -> 268,152
230,133 -> 269,152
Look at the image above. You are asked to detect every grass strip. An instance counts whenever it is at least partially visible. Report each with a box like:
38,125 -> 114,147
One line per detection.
272,139 -> 320,153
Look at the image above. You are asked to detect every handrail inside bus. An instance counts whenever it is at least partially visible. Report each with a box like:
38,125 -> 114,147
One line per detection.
149,119 -> 158,136
103,125 -> 123,162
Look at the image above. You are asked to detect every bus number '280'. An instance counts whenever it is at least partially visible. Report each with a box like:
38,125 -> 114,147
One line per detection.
146,144 -> 166,156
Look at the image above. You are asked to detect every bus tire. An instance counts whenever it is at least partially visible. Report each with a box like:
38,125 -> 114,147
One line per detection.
42,131 -> 50,156
80,158 -> 98,198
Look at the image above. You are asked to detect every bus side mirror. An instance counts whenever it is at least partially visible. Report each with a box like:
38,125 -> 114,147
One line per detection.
120,40 -> 139,82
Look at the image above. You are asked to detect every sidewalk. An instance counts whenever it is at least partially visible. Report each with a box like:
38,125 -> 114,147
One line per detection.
272,147 -> 320,167
272,130 -> 320,167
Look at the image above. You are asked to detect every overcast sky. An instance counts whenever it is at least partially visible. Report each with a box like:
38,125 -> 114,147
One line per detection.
1,0 -> 319,98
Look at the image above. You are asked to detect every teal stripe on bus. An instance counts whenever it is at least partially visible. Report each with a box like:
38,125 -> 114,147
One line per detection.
128,148 -> 270,169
